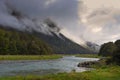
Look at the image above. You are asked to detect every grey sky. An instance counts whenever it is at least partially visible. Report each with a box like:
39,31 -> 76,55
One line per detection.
0,0 -> 120,45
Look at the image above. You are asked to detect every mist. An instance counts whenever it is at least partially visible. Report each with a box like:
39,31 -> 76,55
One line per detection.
0,0 -> 120,45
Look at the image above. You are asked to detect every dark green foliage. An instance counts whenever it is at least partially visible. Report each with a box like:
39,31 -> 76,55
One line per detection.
99,42 -> 117,56
112,40 -> 120,65
0,28 -> 53,55
99,40 -> 120,65
115,40 -> 120,53
112,53 -> 120,65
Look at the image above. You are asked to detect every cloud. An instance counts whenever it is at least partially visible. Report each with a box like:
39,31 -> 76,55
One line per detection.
7,0 -> 86,44
78,0 -> 120,44
60,28 -> 85,45
0,0 -> 120,45
44,0 -> 57,7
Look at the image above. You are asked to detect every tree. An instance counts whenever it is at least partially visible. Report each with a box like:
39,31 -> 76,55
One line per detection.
99,40 -> 120,65
99,42 -> 117,56
112,40 -> 120,65
0,27 -> 53,55
115,40 -> 120,53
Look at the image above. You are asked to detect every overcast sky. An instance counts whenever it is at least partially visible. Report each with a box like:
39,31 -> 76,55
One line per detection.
0,0 -> 120,45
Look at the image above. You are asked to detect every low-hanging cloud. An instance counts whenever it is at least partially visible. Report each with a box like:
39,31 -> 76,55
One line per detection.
0,0 -> 120,45
0,0 -> 86,45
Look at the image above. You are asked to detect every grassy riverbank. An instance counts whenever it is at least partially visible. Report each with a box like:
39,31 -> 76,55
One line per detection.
0,54 -> 119,80
0,66 -> 120,80
0,55 -> 62,60
0,54 -> 99,60
76,54 -> 101,58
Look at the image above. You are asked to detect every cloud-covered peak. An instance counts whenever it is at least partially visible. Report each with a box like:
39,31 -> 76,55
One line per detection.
0,0 -> 120,45
0,0 -> 61,36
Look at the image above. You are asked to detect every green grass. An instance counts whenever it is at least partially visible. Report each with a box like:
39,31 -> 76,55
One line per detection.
76,54 -> 101,58
0,66 -> 120,80
0,54 -> 119,80
0,55 -> 62,60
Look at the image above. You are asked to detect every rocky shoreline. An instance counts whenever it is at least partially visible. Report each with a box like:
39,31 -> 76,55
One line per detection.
77,58 -> 105,68
77,61 -> 99,68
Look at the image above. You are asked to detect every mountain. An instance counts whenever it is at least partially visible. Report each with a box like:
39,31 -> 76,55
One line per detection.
0,26 -> 53,55
0,19 -> 92,54
86,42 -> 100,53
0,1 -> 93,54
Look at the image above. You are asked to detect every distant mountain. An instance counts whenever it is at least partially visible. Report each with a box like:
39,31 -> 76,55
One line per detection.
86,42 -> 100,53
0,1 -> 93,54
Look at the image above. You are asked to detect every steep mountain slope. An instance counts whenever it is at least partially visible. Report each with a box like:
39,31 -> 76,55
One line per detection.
33,31 -> 92,54
0,27 -> 53,55
0,1 -> 93,54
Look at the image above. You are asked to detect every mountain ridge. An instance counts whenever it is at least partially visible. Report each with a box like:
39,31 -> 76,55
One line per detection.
0,25 -> 93,54
0,1 -> 94,54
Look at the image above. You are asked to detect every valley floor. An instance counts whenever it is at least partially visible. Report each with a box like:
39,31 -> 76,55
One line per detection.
76,54 -> 100,58
0,54 -> 99,60
0,55 -> 62,60
0,66 -> 120,80
0,54 -> 119,80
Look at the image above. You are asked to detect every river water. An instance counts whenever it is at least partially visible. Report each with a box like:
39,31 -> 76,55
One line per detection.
0,56 -> 99,76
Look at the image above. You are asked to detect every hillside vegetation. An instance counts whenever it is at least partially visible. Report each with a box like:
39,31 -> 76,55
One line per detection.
99,40 -> 120,65
0,27 -> 53,55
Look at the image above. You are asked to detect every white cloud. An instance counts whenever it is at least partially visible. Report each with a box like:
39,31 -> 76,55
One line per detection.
91,27 -> 102,33
44,0 -> 57,7
81,0 -> 120,10
77,0 -> 120,44
1,0 -> 120,45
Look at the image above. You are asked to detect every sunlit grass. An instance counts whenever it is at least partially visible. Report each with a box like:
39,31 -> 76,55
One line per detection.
0,55 -> 62,60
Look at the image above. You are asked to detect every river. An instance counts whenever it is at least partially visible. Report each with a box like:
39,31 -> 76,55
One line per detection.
0,56 -> 99,76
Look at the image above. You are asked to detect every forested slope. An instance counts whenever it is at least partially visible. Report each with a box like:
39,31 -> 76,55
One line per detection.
0,27 -> 53,55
